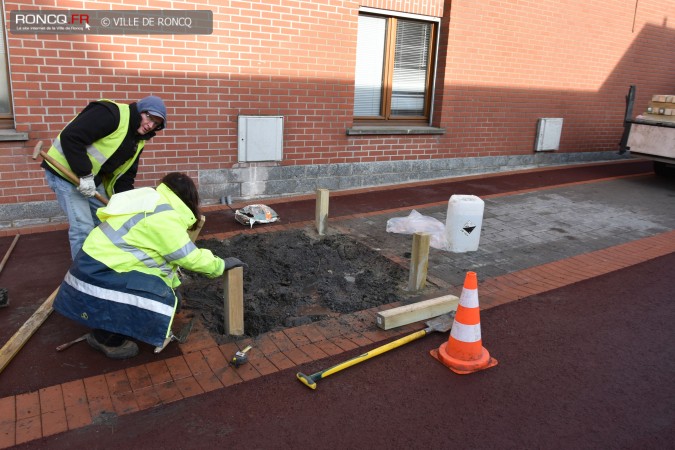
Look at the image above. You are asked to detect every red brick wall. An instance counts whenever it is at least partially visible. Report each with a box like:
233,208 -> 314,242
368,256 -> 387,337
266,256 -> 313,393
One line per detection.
434,0 -> 675,156
360,0 -> 443,17
1,0 -> 674,208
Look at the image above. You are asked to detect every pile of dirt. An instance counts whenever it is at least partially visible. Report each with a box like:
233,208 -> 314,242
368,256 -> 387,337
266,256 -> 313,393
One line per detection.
179,228 -> 418,341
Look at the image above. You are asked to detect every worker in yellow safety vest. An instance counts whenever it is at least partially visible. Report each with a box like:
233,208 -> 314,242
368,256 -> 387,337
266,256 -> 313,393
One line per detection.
43,96 -> 167,260
53,172 -> 246,359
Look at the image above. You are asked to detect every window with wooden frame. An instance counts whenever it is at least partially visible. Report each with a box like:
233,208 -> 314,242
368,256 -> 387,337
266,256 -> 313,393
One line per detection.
353,11 -> 437,125
0,2 -> 13,130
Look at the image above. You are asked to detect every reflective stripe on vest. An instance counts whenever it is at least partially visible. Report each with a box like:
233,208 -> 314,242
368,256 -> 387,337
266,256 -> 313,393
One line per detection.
64,271 -> 174,317
51,138 -> 108,166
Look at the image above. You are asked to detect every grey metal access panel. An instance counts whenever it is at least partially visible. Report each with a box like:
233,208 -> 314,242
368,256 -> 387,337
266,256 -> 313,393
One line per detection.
534,118 -> 563,151
237,115 -> 284,162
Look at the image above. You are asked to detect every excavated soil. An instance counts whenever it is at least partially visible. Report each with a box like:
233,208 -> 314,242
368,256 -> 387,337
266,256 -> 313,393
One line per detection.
179,228 -> 421,342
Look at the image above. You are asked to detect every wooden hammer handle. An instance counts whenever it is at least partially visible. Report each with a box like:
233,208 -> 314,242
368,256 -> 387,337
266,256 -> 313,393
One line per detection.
33,141 -> 108,205
0,234 -> 20,275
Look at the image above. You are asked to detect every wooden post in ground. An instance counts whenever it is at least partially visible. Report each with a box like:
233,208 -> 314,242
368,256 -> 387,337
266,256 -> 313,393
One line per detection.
315,188 -> 329,235
408,232 -> 430,291
223,267 -> 244,336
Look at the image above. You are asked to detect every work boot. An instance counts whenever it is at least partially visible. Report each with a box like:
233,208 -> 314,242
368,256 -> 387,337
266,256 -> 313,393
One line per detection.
86,333 -> 139,359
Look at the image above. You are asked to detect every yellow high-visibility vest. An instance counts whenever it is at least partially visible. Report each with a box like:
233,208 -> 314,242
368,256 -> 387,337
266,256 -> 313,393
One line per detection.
46,99 -> 145,197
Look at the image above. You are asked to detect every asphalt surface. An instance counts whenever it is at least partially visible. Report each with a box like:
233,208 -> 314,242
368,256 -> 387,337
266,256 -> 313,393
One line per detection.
15,252 -> 675,449
1,159 -> 674,449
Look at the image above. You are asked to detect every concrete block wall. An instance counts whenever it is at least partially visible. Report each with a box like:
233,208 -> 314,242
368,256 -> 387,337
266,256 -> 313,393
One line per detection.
1,0 -> 673,225
197,150 -> 629,205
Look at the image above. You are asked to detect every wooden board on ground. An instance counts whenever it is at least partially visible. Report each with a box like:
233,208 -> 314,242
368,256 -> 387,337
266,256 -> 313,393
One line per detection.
376,294 -> 459,330
0,287 -> 59,374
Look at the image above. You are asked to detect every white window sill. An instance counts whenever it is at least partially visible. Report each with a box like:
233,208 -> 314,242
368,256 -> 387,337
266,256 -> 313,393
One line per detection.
346,125 -> 445,136
0,129 -> 30,141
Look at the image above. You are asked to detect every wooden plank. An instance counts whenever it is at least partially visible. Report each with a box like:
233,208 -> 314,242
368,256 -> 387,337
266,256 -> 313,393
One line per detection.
0,287 -> 59,374
376,294 -> 459,330
407,232 -> 430,291
223,266 -> 244,336
647,101 -> 675,114
651,95 -> 673,103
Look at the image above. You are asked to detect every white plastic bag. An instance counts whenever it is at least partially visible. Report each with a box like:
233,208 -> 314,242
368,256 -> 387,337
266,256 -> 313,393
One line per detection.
386,210 -> 448,250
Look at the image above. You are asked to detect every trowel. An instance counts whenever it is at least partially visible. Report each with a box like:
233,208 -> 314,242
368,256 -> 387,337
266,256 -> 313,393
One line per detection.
154,317 -> 196,353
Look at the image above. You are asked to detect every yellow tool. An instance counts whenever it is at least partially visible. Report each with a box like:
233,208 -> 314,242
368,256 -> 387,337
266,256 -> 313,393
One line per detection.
296,312 -> 455,390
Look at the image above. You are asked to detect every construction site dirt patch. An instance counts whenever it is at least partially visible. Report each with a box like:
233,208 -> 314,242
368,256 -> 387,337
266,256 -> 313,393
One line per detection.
179,228 -> 420,342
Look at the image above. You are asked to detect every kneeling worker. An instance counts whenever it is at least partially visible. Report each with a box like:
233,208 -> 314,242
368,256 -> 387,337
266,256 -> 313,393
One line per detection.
53,172 -> 246,359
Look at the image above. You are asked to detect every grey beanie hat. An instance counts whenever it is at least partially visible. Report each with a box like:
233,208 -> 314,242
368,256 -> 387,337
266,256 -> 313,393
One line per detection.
136,95 -> 167,130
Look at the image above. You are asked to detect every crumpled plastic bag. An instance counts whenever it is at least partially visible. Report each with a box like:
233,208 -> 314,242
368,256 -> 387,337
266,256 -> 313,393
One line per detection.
386,210 -> 448,250
234,204 -> 280,228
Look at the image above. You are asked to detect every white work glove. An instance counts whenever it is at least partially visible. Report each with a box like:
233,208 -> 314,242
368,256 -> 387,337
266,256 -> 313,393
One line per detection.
77,174 -> 97,197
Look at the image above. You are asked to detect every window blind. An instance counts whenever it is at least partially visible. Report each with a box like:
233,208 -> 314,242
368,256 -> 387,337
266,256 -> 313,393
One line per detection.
0,5 -> 10,115
391,19 -> 430,116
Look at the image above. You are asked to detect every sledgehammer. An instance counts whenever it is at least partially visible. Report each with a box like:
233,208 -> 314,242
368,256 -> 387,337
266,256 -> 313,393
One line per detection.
32,141 -> 108,205
296,311 -> 455,390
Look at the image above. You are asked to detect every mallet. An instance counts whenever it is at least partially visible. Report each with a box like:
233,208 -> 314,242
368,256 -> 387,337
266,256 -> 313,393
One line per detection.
32,141 -> 108,205
230,345 -> 252,367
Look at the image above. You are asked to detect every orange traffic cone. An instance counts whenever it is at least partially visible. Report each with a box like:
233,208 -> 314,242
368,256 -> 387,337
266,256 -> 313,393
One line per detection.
430,271 -> 497,374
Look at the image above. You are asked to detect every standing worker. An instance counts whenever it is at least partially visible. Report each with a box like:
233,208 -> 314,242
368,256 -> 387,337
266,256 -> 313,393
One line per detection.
43,96 -> 167,259
53,172 -> 247,359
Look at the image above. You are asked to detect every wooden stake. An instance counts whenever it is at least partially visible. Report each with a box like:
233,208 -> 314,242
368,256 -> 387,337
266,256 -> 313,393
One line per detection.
0,287 -> 59,374
408,232 -> 430,291
315,188 -> 329,235
223,266 -> 244,336
188,215 -> 206,243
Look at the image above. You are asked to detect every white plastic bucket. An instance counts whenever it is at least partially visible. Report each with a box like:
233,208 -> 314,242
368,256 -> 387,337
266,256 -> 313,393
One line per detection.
445,195 -> 484,252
